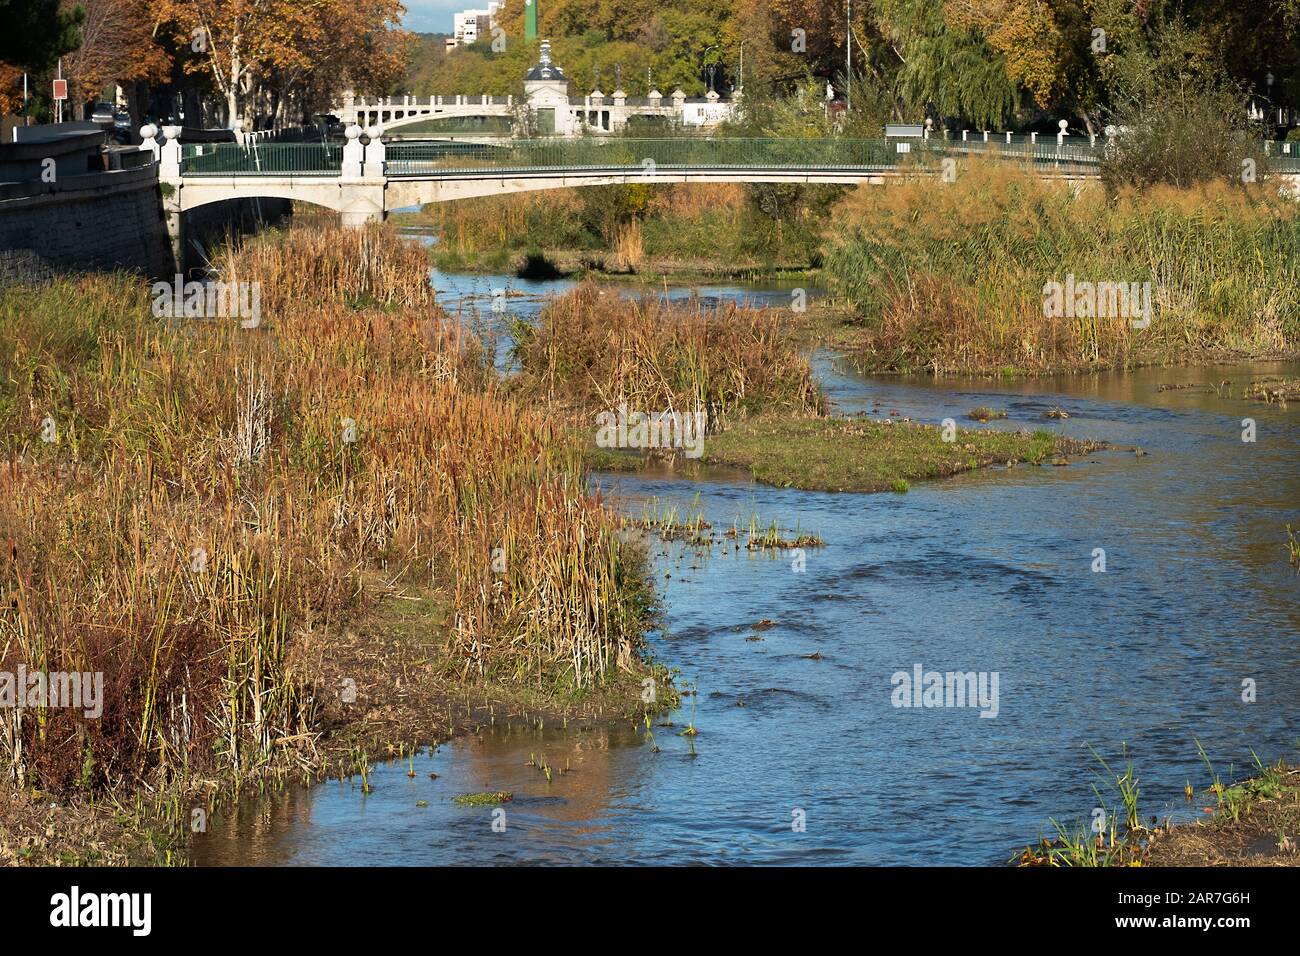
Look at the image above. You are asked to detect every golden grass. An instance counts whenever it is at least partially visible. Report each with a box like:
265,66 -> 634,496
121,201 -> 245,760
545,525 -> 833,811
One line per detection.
510,282 -> 826,426
0,223 -> 650,798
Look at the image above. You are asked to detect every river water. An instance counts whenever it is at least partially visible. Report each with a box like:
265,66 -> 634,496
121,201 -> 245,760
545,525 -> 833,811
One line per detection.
193,250 -> 1300,866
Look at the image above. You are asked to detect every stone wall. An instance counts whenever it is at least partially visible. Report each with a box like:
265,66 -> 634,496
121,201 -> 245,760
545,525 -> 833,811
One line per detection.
0,165 -> 172,282
0,165 -> 293,282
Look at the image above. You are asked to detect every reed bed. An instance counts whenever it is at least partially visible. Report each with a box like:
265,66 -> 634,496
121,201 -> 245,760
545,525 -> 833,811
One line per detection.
510,283 -> 826,427
823,163 -> 1300,375
0,223 -> 649,800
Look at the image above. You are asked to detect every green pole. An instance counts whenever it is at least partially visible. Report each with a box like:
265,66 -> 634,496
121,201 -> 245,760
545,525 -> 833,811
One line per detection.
525,0 -> 537,41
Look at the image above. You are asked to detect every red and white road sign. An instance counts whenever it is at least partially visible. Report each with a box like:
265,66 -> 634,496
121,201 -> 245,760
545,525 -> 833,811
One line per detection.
52,78 -> 67,100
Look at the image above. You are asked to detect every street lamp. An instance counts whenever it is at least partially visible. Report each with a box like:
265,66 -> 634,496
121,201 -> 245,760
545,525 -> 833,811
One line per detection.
846,0 -> 852,113
703,44 -> 720,92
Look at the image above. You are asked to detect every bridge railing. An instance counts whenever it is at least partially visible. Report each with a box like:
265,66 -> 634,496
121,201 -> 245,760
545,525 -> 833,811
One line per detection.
180,141 -> 342,176
382,136 -> 1108,177
385,137 -> 905,174
172,135 -> 1300,180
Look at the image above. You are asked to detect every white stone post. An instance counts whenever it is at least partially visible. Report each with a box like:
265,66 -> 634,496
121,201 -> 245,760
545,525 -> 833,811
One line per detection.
341,124 -> 364,177
160,126 -> 183,180
1056,119 -> 1068,146
140,124 -> 161,161
362,125 -> 386,178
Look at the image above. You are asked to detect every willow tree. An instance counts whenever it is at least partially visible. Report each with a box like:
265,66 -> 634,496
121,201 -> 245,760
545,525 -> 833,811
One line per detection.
874,0 -> 1017,128
944,0 -> 1102,131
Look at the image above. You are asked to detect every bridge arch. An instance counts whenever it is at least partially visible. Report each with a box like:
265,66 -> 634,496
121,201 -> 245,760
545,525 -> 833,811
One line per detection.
177,180 -> 349,214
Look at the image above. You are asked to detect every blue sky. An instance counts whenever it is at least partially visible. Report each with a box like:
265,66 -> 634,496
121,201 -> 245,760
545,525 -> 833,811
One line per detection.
402,0 -> 462,34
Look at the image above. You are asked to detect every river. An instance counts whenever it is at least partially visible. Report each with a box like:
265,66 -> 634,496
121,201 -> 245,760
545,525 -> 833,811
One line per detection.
192,235 -> 1300,866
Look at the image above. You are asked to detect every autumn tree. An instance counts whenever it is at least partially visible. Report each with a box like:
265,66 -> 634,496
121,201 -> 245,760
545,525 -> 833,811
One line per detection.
155,0 -> 410,126
60,0 -> 171,119
0,0 -> 84,115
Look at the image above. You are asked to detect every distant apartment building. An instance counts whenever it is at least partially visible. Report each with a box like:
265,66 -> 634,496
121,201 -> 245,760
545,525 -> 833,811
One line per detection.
451,3 -> 501,47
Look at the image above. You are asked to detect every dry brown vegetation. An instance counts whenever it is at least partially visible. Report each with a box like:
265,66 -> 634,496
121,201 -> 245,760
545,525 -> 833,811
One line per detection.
824,163 -> 1300,375
510,282 -> 826,427
414,181 -> 830,275
0,224 -> 653,824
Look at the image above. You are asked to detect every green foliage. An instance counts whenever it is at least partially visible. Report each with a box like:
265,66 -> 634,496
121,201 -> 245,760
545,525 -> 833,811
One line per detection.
875,0 -> 1017,128
1100,18 -> 1264,190
402,1 -> 1300,138
0,0 -> 84,71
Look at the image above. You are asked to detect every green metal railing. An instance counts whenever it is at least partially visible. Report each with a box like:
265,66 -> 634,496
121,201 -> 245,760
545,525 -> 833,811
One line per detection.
1266,144 -> 1300,174
174,136 -> 1300,179
383,136 -> 1109,177
180,141 -> 342,176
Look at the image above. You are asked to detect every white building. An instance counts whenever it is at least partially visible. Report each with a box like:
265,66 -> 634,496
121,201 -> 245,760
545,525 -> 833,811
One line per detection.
452,3 -> 501,46
522,41 -> 739,135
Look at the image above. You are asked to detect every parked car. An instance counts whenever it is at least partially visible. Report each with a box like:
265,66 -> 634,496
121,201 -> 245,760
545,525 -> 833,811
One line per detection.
90,102 -> 116,124
113,111 -> 132,131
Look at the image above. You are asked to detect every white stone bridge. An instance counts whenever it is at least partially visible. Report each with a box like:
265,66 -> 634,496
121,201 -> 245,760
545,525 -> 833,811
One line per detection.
140,122 -> 1300,270
144,122 -> 1115,265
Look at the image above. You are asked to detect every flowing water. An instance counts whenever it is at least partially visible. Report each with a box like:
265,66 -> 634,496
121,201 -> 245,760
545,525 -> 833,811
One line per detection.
193,249 -> 1300,866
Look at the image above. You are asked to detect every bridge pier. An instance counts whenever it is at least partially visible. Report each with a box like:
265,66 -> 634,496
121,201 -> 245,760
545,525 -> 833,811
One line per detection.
339,125 -> 386,228
154,126 -> 187,271
339,194 -> 386,227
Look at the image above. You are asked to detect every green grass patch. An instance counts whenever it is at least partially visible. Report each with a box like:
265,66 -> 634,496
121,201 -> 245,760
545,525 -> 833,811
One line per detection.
453,791 -> 514,806
696,415 -> 1096,493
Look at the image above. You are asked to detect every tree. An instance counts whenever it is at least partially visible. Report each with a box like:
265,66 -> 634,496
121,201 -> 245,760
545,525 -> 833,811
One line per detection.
154,0 -> 410,126
1100,16 -> 1263,189
60,0 -> 170,119
874,0 -> 1017,128
0,0 -> 84,72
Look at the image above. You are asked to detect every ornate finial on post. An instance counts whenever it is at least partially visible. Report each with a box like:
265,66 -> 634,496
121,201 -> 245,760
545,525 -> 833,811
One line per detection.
139,124 -> 160,160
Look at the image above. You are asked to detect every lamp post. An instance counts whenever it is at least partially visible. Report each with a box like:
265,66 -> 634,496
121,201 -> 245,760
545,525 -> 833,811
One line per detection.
846,0 -> 852,113
703,44 -> 720,93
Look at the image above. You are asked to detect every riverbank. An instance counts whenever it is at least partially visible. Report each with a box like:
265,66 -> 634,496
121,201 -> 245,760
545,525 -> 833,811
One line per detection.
509,283 -> 1106,492
585,415 -> 1104,493
406,169 -> 1300,380
1019,747 -> 1300,867
823,165 -> 1300,377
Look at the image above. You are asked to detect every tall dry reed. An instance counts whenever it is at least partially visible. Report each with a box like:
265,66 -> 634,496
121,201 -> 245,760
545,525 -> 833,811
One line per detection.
0,224 -> 649,799
824,163 -> 1300,374
511,283 -> 825,425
